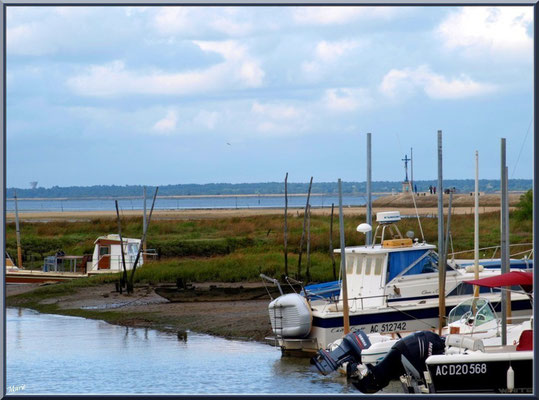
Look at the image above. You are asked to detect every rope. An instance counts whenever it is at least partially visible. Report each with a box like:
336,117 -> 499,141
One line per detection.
511,116 -> 533,179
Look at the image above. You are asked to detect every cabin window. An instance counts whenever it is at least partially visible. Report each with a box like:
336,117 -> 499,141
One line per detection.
127,243 -> 139,255
447,283 -> 493,297
386,249 -> 429,282
346,255 -> 355,274
99,246 -> 109,256
356,256 -> 363,275
365,258 -> 372,275
373,256 -> 383,276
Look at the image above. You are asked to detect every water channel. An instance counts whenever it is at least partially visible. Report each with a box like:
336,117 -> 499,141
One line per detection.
7,307 -> 362,395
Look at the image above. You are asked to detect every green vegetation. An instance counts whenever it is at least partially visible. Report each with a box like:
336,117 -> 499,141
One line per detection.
7,179 -> 532,198
514,189 -> 533,221
6,211 -> 533,283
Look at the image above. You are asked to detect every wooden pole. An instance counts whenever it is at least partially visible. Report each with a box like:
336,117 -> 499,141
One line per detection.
297,176 -> 313,279
338,179 -> 350,335
284,173 -> 288,277
14,190 -> 23,268
143,186 -> 147,259
306,204 -> 311,282
505,166 -> 512,321
474,151 -> 480,297
115,200 -> 128,286
329,203 -> 337,280
500,138 -> 508,345
128,187 -> 159,294
444,191 -> 453,278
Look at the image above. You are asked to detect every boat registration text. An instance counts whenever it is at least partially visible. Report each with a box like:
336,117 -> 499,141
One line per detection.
435,363 -> 487,376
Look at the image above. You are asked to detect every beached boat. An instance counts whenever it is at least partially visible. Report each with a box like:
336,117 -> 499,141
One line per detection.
5,234 -> 155,284
267,211 -> 533,355
5,251 -> 86,284
86,234 -> 152,275
154,282 -> 286,302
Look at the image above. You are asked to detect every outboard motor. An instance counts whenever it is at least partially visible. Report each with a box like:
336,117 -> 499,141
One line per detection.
311,330 -> 371,375
352,331 -> 445,394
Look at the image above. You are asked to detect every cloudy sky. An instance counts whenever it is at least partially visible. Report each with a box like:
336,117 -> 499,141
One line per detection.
6,6 -> 533,188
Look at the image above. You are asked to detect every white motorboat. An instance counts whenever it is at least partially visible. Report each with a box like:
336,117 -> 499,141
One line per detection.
267,211 -> 533,355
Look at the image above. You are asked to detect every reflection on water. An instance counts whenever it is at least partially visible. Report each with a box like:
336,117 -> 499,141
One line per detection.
7,308 -> 359,395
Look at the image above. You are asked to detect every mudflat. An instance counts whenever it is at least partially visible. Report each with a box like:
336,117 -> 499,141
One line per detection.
7,283 -> 275,343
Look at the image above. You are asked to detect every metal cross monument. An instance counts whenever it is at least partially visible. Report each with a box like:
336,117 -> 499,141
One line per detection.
402,154 -> 410,182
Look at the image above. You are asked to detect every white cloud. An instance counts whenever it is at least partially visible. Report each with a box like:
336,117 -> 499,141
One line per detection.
252,102 -> 300,120
437,7 -> 532,58
66,41 -> 264,97
251,101 -> 309,135
210,16 -> 253,36
293,6 -> 396,25
379,65 -> 497,100
152,110 -> 178,134
152,7 -> 254,37
315,40 -> 361,62
324,88 -> 372,112
300,39 -> 363,82
153,7 -> 195,36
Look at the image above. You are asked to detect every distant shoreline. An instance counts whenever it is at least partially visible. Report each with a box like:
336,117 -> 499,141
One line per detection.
7,190 -> 528,202
9,192 -> 390,201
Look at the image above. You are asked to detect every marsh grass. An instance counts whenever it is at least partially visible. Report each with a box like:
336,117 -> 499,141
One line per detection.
6,211 -> 532,278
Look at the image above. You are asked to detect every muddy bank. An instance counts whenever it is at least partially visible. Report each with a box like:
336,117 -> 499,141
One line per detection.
6,283 -> 275,343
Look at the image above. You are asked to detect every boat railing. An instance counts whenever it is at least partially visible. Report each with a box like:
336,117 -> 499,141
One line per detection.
321,294 -> 389,313
448,243 -> 533,262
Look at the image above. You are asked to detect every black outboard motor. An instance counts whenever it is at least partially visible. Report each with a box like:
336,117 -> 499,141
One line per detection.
352,331 -> 445,394
311,331 -> 371,375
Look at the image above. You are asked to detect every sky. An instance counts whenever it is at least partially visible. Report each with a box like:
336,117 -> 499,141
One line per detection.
6,6 -> 534,188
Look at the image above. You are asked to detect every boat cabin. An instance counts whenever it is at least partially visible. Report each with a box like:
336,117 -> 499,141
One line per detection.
87,234 -> 143,273
335,211 -> 453,308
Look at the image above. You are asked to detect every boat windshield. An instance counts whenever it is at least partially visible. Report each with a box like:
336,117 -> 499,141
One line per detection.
447,298 -> 497,327
387,250 -> 442,282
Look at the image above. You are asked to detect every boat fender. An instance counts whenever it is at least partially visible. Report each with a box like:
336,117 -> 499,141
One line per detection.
445,335 -> 484,352
507,366 -> 514,392
465,265 -> 484,273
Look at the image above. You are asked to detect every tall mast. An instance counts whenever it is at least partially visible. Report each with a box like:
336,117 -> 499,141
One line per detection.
437,130 -> 445,334
366,133 -> 372,245
473,151 -> 480,297
338,179 -> 350,335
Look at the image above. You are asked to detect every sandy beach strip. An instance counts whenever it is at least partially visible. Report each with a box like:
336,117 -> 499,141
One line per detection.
7,205 -> 513,222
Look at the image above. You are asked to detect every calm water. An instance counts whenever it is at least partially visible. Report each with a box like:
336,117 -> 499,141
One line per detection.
6,195 -> 374,213
6,308 -> 358,395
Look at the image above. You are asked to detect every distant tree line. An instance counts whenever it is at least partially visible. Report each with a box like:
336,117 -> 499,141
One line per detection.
6,179 -> 532,199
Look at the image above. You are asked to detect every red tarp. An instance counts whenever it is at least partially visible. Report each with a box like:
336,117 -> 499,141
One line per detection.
464,271 -> 533,292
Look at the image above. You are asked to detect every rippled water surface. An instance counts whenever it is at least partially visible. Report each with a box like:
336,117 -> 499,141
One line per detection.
6,194 -> 373,212
7,308 -> 361,395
